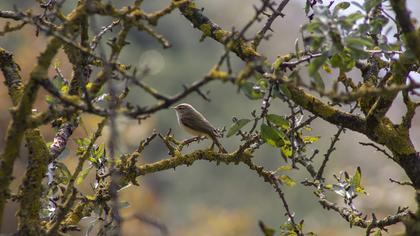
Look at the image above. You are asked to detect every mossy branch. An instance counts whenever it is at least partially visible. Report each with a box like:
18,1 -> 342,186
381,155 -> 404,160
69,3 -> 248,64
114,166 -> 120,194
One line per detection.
0,48 -> 24,104
366,56 -> 413,122
17,130 -> 50,235
60,144 -> 254,229
0,48 -> 50,234
177,0 -> 367,136
136,149 -> 252,176
0,37 -> 59,225
0,1 -> 89,229
176,1 -> 420,218
178,1 -> 261,61
390,0 -> 420,63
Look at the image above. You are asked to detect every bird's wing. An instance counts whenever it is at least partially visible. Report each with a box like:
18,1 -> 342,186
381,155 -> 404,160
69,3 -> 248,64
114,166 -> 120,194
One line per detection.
180,114 -> 216,136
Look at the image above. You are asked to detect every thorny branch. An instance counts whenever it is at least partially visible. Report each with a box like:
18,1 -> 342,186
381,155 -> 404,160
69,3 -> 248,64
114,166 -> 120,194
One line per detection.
0,0 -> 419,235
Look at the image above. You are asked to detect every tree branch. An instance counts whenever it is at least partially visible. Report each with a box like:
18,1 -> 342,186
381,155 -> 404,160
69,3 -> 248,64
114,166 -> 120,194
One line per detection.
252,0 -> 290,49
0,38 -> 61,229
390,0 -> 420,62
177,0 -> 367,135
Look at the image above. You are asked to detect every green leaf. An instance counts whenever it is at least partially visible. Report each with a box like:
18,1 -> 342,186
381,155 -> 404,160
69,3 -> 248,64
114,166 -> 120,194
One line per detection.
88,144 -> 105,164
279,84 -> 292,98
277,165 -> 293,171
308,54 -> 327,90
55,162 -> 71,185
279,175 -> 296,187
241,82 -> 264,100
311,71 -> 325,90
305,0 -> 311,15
259,221 -> 276,236
226,119 -> 251,137
370,15 -> 389,34
322,64 -> 332,74
272,56 -> 283,71
260,124 -> 285,147
281,144 -> 293,158
341,11 -> 364,28
324,184 -> 333,190
294,38 -> 300,59
304,21 -> 323,34
308,55 -> 327,76
333,2 -> 350,15
352,167 -> 361,187
267,114 -> 289,129
87,155 -> 98,164
364,0 -> 382,12
346,37 -> 374,49
330,54 -> 341,68
346,11 -> 364,22
76,137 -> 90,147
351,166 -> 366,194
280,221 -> 295,232
51,77 -> 65,90
96,144 -> 105,157
348,47 -> 370,60
60,85 -> 69,93
330,52 -> 356,72
303,136 -> 320,144
76,166 -> 93,185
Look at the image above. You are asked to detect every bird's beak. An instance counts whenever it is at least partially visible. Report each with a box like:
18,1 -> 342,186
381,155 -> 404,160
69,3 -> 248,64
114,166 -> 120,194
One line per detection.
171,106 -> 176,109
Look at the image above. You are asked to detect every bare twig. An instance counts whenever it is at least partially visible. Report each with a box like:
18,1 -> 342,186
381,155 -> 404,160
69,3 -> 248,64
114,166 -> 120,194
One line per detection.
90,19 -> 121,50
389,178 -> 413,187
253,0 -> 290,49
316,126 -> 345,180
127,213 -> 169,236
359,142 -> 394,160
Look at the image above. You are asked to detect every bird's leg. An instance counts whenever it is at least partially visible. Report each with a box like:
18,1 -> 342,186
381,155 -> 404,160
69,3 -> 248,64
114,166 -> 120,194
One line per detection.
195,136 -> 206,143
213,138 -> 227,153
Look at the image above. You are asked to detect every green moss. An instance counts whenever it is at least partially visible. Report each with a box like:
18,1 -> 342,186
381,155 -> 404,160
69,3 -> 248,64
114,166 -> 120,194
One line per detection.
369,118 -> 415,157
314,101 -> 337,118
241,43 -> 260,58
0,48 -> 24,105
287,85 -> 335,118
0,29 -> 62,229
17,129 -> 50,234
209,67 -> 229,80
62,201 -> 94,226
182,1 -> 196,16
214,29 -> 230,41
226,38 -> 261,60
199,23 -> 212,37
61,94 -> 83,104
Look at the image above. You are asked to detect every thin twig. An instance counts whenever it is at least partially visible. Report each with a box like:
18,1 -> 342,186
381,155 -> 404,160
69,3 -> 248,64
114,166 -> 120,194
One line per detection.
316,126 -> 345,180
359,142 -> 394,160
127,213 -> 169,236
253,0 -> 290,49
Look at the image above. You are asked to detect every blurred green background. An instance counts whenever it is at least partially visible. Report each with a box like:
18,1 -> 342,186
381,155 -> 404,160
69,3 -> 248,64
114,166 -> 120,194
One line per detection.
1,0 -> 420,235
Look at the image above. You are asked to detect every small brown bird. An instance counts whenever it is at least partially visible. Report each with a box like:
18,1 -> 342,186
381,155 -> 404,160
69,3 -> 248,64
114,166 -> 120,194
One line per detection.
172,103 -> 227,153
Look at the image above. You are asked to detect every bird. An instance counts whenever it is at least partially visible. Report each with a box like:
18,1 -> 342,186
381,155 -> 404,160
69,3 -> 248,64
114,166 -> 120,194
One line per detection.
172,103 -> 227,153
